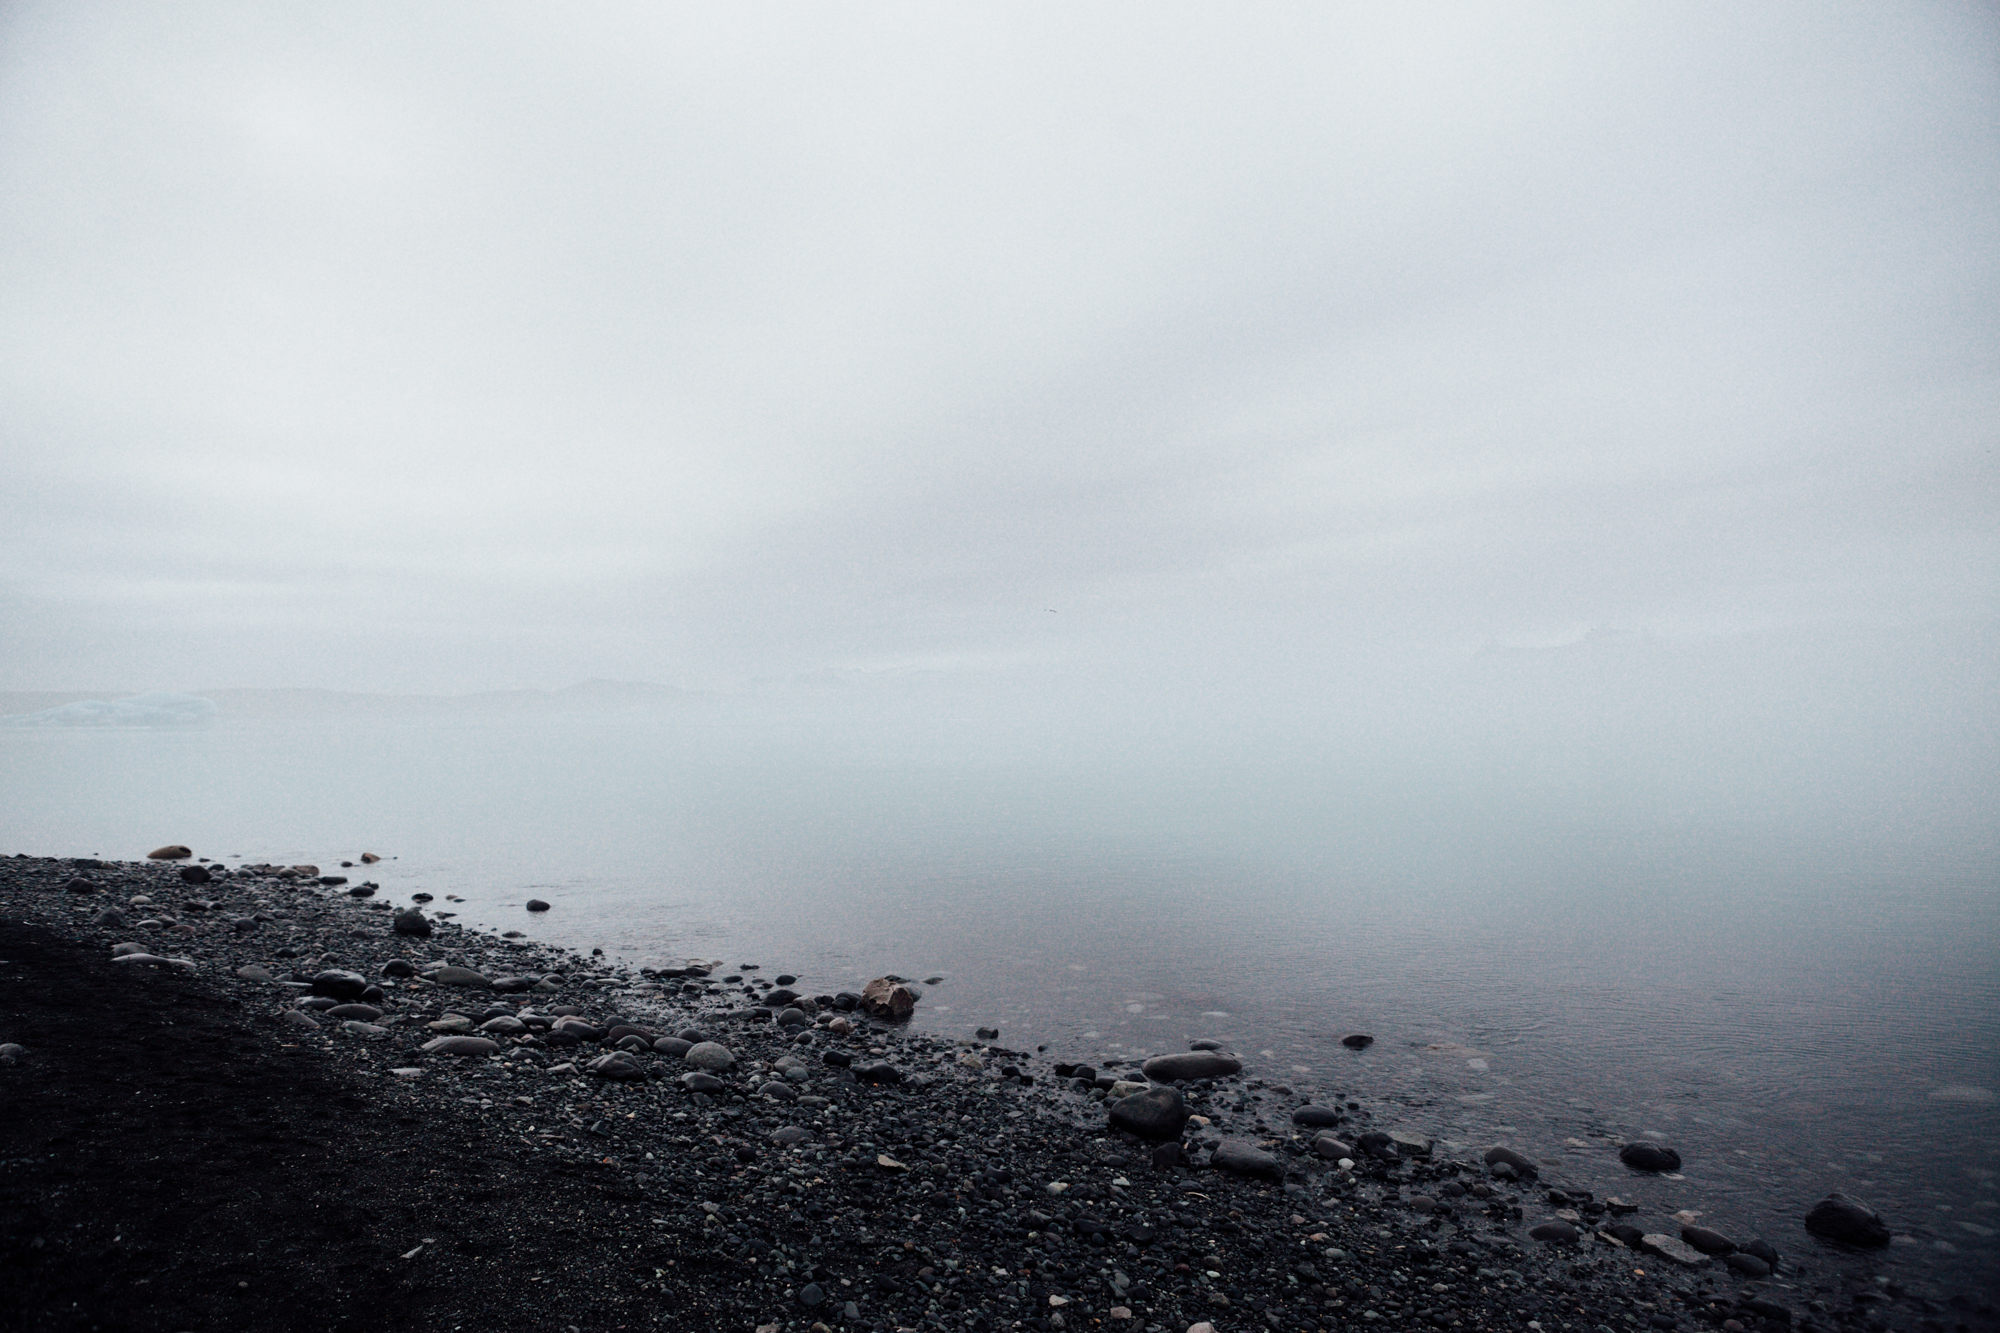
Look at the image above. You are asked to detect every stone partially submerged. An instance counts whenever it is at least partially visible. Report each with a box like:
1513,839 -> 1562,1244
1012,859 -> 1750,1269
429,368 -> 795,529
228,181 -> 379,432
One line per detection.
860,977 -> 918,1021
1805,1193 -> 1891,1247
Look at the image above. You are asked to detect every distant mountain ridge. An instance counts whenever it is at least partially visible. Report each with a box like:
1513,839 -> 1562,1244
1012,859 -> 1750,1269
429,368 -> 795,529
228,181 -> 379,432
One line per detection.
0,679 -> 705,722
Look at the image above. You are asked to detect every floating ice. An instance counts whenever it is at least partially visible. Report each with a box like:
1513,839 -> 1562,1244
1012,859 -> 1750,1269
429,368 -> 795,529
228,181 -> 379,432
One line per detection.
1930,1084 -> 1996,1104
0,692 -> 217,728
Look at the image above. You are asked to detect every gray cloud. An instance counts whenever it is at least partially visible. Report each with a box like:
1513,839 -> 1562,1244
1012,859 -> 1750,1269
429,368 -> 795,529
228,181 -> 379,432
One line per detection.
1,1 -> 1994,694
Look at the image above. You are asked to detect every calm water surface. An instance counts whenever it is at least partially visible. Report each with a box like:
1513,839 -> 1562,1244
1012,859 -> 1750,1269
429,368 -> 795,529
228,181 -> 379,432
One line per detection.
4,708 -> 1995,1297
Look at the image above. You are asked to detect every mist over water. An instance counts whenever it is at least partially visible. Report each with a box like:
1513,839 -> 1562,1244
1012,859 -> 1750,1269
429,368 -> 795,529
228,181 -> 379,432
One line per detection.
5,620 -> 1997,1292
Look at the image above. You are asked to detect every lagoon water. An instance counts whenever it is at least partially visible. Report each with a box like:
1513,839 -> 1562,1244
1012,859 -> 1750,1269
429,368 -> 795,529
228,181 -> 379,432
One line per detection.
3,667 -> 1996,1298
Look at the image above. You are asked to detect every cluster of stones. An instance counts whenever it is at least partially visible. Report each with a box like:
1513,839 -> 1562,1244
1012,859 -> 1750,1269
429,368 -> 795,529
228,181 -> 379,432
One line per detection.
2,850 -> 1982,1333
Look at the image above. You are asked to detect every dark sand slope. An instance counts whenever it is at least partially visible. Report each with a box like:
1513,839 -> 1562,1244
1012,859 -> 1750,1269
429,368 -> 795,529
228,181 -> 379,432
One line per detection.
0,855 -> 1984,1333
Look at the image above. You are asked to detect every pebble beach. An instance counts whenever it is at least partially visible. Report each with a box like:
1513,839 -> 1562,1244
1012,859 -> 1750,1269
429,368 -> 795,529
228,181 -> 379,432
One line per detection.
0,851 -> 1988,1333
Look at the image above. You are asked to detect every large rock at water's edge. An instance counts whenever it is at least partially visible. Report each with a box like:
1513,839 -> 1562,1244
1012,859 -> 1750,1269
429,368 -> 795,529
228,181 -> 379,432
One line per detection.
1108,1086 -> 1189,1141
1141,1050 -> 1242,1082
147,845 -> 193,860
1483,1146 -> 1540,1179
1805,1194 -> 1891,1248
1619,1142 -> 1682,1172
1210,1139 -> 1284,1182
392,909 -> 431,937
860,977 -> 918,1021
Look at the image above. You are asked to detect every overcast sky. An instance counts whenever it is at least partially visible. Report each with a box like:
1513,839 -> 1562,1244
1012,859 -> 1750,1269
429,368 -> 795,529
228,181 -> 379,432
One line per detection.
1,1 -> 1994,695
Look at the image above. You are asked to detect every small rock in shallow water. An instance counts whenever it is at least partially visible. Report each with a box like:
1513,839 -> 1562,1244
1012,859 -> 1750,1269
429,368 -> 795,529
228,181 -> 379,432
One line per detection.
1681,1225 -> 1735,1255
147,845 -> 193,860
525,899 -> 550,912
1291,1105 -> 1342,1127
1620,1142 -> 1682,1172
1804,1193 -> 1891,1247
859,977 -> 918,1020
1724,1253 -> 1772,1278
1484,1146 -> 1539,1178
1341,1034 -> 1374,1049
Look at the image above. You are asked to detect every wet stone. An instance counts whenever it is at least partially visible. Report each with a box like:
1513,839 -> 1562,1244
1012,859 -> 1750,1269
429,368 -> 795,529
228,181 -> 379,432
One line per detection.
1141,1051 -> 1242,1081
1619,1142 -> 1682,1173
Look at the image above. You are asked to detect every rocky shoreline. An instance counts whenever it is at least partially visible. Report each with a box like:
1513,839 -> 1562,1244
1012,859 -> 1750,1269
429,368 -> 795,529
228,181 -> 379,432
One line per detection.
0,852 -> 1988,1333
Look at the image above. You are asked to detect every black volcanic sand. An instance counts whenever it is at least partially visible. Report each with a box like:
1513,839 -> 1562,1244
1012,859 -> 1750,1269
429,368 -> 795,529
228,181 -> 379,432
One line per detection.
0,854 -> 1990,1333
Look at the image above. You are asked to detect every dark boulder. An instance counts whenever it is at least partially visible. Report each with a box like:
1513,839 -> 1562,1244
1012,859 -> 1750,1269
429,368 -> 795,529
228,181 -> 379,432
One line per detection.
1108,1086 -> 1190,1141
1210,1139 -> 1284,1182
1804,1193 -> 1890,1248
1681,1225 -> 1735,1255
309,969 -> 369,1001
1483,1146 -> 1540,1178
1619,1142 -> 1682,1172
1724,1253 -> 1772,1279
1290,1105 -> 1343,1127
1141,1051 -> 1242,1081
1341,1034 -> 1374,1049
392,909 -> 431,937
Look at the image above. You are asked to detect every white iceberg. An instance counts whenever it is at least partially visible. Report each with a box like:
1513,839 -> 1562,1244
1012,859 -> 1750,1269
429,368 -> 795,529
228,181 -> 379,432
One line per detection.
0,692 -> 219,728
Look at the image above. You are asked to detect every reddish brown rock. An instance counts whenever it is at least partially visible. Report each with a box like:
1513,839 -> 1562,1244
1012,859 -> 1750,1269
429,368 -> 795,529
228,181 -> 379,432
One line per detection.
147,845 -> 192,860
860,977 -> 918,1021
